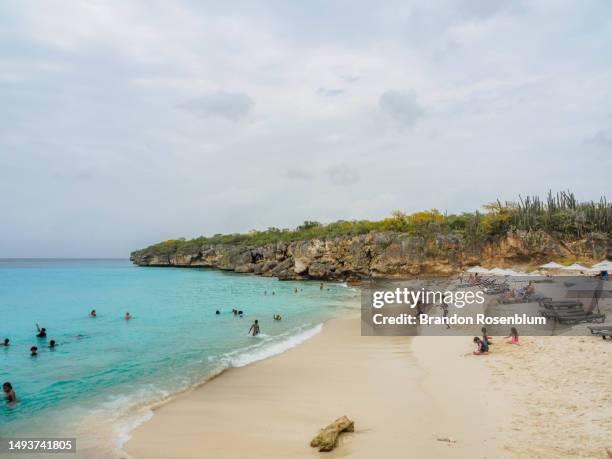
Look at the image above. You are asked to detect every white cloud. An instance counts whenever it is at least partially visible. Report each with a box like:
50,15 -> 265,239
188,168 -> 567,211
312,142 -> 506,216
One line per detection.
379,90 -> 424,128
179,91 -> 254,121
0,0 -> 610,256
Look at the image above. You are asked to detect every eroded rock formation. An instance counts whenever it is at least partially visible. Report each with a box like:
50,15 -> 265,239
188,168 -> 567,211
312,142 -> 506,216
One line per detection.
130,230 -> 611,281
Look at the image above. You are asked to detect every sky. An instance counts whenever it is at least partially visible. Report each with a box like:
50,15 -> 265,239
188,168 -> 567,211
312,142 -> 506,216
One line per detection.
0,0 -> 611,257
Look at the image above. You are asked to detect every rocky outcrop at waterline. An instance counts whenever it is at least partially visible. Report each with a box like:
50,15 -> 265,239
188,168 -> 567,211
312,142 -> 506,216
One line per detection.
130,230 -> 610,281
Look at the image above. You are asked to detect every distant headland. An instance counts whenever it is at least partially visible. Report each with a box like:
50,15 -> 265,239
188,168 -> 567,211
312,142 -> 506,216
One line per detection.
131,191 -> 611,281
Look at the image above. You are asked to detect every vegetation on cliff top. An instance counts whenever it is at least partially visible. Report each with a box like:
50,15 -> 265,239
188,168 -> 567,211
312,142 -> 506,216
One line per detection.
136,191 -> 611,257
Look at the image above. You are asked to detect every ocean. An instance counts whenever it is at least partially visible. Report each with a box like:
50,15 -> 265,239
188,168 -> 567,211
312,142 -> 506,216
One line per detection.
0,259 -> 359,457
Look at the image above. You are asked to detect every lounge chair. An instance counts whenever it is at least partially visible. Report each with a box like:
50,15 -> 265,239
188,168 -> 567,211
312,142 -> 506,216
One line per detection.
558,313 -> 606,325
587,325 -> 612,339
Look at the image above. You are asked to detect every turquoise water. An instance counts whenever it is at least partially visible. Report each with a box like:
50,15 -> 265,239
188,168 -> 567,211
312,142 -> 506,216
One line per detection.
0,259 -> 358,456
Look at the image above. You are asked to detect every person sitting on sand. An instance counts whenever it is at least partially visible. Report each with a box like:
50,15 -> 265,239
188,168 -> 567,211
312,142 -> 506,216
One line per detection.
506,327 -> 520,345
90,309 -> 97,317
36,324 -> 47,338
249,320 -> 260,336
3,382 -> 16,404
30,346 -> 38,357
125,312 -> 132,321
481,327 -> 493,346
473,337 -> 489,355
0,338 -> 9,347
273,314 -> 282,321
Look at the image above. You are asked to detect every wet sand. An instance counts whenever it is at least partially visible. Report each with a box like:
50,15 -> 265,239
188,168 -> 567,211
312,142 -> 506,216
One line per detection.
126,315 -> 502,458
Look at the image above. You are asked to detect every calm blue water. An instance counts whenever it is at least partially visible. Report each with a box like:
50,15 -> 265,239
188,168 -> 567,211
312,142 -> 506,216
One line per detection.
0,259 -> 358,455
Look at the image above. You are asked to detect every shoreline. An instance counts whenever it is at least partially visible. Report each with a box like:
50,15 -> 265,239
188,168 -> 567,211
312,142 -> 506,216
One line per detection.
124,312 -> 612,458
124,314 -> 504,458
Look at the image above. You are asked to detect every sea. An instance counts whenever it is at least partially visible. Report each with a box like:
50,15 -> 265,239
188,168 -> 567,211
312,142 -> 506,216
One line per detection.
0,259 -> 359,457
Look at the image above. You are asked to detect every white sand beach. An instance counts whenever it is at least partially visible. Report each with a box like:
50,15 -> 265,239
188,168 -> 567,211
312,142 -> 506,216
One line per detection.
125,314 -> 611,459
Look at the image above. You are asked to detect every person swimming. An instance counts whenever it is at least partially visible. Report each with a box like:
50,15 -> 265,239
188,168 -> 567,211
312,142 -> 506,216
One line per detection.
125,312 -> 132,320
30,346 -> 38,357
36,324 -> 47,338
90,309 -> 97,317
215,310 -> 220,315
473,337 -> 489,355
249,320 -> 260,336
232,309 -> 238,316
238,310 -> 243,317
0,338 -> 9,347
3,382 -> 16,404
273,314 -> 282,321
49,340 -> 57,348
507,327 -> 519,345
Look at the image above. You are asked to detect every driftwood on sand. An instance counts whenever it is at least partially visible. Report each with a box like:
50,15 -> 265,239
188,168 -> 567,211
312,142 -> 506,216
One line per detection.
310,416 -> 354,452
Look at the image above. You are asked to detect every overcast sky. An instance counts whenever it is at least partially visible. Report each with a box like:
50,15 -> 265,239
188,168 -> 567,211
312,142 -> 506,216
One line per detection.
1,0 -> 611,257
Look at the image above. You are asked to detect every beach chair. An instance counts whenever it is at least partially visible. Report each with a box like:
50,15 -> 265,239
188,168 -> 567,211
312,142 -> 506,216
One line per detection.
557,313 -> 606,325
587,325 -> 612,339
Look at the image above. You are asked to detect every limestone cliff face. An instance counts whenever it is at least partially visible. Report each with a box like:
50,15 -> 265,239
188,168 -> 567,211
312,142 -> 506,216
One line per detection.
130,231 -> 610,280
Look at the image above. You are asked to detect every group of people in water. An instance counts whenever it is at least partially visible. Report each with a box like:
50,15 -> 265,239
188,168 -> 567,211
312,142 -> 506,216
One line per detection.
215,307 -> 283,337
3,309 -> 137,405
473,326 -> 520,355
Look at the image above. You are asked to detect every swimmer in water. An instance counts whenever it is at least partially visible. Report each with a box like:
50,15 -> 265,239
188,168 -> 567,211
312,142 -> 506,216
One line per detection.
249,320 -> 260,336
90,309 -> 97,317
3,382 -> 16,404
0,338 -> 9,347
36,324 -> 47,338
30,346 -> 38,357
49,340 -> 57,348
215,310 -> 220,315
273,314 -> 282,321
238,310 -> 243,317
125,312 -> 132,320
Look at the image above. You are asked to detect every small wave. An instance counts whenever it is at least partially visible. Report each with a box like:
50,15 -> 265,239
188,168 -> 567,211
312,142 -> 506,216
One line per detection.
110,322 -> 324,456
219,323 -> 323,368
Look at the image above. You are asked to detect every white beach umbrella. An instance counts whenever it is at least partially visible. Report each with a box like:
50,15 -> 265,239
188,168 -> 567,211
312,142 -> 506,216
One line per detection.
539,261 -> 563,269
466,266 -> 490,274
591,260 -> 612,270
489,267 -> 511,276
561,263 -> 591,271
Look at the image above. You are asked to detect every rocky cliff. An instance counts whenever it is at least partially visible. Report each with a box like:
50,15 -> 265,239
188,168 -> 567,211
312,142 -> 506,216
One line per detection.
130,231 -> 610,281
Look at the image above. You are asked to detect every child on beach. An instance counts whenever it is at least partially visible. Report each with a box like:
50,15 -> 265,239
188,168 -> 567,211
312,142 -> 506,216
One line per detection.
473,337 -> 489,355
506,327 -> 520,345
481,327 -> 493,346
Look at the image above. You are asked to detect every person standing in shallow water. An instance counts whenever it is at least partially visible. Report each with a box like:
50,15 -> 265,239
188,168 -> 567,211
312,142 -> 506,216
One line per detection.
125,312 -> 132,320
36,324 -> 47,338
3,382 -> 16,404
249,320 -> 260,337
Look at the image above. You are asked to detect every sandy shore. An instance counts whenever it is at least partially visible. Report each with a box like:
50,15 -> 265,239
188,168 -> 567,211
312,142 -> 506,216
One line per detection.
125,314 -> 611,458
